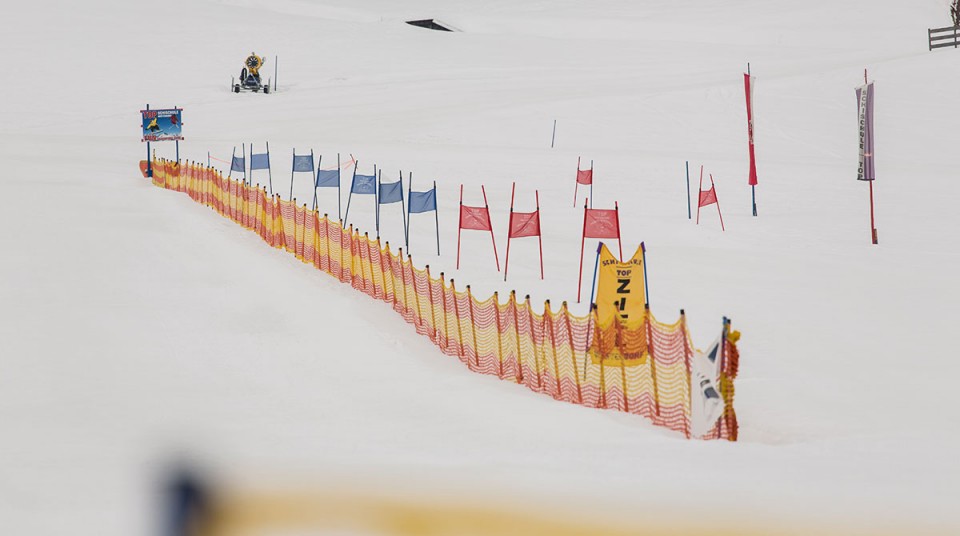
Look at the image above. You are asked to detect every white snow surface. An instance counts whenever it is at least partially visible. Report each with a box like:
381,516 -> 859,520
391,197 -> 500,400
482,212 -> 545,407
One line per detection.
2,0 -> 958,534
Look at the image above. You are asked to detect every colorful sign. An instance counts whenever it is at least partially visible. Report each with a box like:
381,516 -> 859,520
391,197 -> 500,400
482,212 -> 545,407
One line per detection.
591,243 -> 648,366
141,108 -> 183,142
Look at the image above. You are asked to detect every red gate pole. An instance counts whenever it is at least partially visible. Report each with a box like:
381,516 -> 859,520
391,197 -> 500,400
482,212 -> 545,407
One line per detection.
573,156 -> 580,207
696,165 -> 704,224
482,185 -> 500,271
504,182 -> 516,281
577,199 -> 588,303
456,184 -> 464,268
710,174 -> 726,231
536,190 -> 544,280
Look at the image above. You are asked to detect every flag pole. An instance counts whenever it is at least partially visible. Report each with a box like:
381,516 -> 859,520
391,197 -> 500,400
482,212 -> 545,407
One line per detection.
573,156 -> 580,207
614,201 -> 622,261
289,148 -> 295,201
456,184 -> 463,269
641,241 -> 650,307
433,180 -> 440,256
588,242 -> 601,307
749,62 -> 757,217
336,153 -> 342,221
376,169 -> 381,236
399,170 -> 407,244
405,172 -> 412,249
696,165 -> 704,224
344,160 -> 357,226
266,141 -> 273,196
589,160 -> 594,208
685,160 -> 691,219
865,68 -> 878,245
577,198 -> 588,303
482,184 -> 500,271
312,153 -> 322,210
711,174 -> 726,231
504,182 -> 516,282
536,189 -> 544,280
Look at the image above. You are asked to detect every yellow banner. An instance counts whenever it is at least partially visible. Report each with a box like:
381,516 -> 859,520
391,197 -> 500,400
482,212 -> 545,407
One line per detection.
596,243 -> 646,324
592,243 -> 648,366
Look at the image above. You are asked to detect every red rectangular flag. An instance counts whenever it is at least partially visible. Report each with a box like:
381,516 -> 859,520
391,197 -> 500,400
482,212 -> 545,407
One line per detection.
584,208 -> 620,239
459,205 -> 492,231
744,73 -> 758,186
698,187 -> 718,207
509,211 -> 540,238
576,168 -> 593,185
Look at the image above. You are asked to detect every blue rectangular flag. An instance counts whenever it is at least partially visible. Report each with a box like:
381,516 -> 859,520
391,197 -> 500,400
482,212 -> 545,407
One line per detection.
379,181 -> 403,204
352,174 -> 376,194
292,155 -> 314,172
250,153 -> 270,170
408,188 -> 437,213
316,169 -> 339,188
231,156 -> 245,172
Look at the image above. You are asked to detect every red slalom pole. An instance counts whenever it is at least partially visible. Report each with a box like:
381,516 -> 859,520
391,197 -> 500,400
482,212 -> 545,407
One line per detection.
711,174 -> 725,231
504,182 -> 516,281
869,181 -> 878,244
577,198 -> 588,303
456,184 -> 463,269
482,185 -> 500,271
536,189 -> 544,280
696,165 -> 704,224
573,156 -> 580,207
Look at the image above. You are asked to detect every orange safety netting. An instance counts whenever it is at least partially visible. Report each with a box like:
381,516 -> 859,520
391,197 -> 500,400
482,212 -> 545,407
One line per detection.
149,159 -> 739,440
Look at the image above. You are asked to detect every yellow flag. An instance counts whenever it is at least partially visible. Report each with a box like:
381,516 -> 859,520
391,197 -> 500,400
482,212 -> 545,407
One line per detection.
595,243 -> 646,324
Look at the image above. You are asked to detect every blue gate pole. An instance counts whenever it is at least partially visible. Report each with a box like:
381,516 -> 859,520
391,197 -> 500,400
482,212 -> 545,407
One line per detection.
685,160 -> 691,219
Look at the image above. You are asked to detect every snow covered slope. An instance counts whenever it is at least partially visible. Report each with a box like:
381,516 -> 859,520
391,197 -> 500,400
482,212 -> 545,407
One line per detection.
1,0 -> 958,534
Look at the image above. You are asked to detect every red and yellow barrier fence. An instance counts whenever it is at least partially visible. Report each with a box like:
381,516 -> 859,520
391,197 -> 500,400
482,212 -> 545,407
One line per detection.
149,159 -> 739,440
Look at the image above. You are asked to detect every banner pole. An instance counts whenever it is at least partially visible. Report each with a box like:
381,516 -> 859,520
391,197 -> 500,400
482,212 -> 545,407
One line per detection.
337,153 -> 342,221
589,160 -> 593,208
869,180 -> 878,244
399,170 -> 407,246
686,160 -> 691,219
577,198 -> 588,303
228,146 -> 235,180
376,169 -> 381,236
312,153 -> 322,211
614,201 -> 622,260
433,180 -> 440,256
641,242 -> 650,307
289,148 -> 295,201
344,161 -> 357,226
588,242 -> 601,307
749,62 -> 757,217
145,104 -> 152,178
406,172 -> 412,249
551,119 -> 557,148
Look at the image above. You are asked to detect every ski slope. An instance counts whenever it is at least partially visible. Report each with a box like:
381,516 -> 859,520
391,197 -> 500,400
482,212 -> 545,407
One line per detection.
1,0 -> 958,534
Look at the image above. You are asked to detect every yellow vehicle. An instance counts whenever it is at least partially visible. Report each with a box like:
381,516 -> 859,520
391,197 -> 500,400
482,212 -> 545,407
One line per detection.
233,52 -> 271,94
